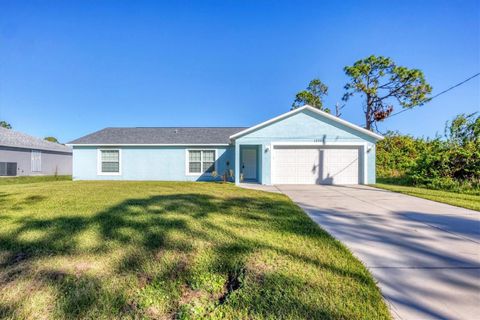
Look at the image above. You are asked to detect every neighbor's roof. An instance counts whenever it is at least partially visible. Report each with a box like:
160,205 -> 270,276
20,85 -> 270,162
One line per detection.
0,127 -> 72,153
68,127 -> 248,145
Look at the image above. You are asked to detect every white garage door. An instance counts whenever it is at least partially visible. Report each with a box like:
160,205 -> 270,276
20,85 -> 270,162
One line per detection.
273,146 -> 361,185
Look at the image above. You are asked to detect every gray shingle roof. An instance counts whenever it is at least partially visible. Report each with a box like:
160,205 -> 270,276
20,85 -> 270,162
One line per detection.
68,127 -> 248,145
0,127 -> 72,153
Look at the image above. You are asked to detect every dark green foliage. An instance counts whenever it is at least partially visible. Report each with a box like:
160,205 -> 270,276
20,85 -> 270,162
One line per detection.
292,79 -> 330,112
377,114 -> 480,192
376,131 -> 423,179
445,112 -> 480,145
0,120 -> 12,129
343,55 -> 432,130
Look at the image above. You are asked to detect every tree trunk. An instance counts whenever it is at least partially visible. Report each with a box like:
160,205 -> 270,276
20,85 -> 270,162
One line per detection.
366,94 -> 372,130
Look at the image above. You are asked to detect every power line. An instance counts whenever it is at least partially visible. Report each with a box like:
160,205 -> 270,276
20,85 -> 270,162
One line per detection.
388,72 -> 480,118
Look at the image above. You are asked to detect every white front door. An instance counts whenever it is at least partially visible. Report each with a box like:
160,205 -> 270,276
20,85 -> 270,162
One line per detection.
242,148 -> 257,180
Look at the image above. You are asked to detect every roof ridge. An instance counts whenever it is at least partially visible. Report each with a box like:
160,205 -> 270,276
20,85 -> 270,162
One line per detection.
107,126 -> 249,129
0,127 -> 72,152
68,126 -> 248,145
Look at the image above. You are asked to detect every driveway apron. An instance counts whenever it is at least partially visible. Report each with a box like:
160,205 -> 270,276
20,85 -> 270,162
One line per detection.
276,185 -> 480,320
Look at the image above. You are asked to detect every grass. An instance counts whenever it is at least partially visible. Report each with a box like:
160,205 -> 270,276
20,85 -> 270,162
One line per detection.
0,180 -> 390,319
376,176 -> 480,195
374,183 -> 480,211
0,175 -> 71,185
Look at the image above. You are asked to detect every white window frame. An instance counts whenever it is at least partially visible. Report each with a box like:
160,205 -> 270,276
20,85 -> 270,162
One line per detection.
31,150 -> 42,172
185,149 -> 217,176
97,149 -> 122,176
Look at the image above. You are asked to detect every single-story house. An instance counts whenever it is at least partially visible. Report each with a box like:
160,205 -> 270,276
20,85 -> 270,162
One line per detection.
68,105 -> 383,185
0,127 -> 72,176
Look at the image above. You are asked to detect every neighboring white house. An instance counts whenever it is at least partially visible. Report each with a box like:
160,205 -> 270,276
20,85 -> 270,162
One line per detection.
68,106 -> 383,185
0,127 -> 72,176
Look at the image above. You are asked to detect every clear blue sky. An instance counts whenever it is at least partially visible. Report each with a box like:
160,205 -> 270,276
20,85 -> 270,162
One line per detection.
1,0 -> 479,143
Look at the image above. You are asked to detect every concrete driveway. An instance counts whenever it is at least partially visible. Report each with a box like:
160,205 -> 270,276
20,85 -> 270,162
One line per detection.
276,185 -> 480,320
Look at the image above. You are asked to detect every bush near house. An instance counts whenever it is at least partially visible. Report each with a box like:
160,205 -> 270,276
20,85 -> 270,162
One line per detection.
376,113 -> 480,194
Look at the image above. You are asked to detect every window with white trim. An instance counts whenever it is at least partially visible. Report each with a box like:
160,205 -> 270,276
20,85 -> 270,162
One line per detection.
31,150 -> 42,172
100,150 -> 120,173
188,150 -> 215,174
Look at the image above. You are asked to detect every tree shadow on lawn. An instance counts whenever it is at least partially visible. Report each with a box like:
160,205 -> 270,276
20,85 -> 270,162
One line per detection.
0,192 -> 47,209
0,192 -> 386,319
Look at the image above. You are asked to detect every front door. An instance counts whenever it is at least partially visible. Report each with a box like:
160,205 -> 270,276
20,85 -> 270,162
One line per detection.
241,148 -> 257,181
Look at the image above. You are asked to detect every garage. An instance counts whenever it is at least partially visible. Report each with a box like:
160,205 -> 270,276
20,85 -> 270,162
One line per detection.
230,106 -> 382,185
272,145 -> 362,185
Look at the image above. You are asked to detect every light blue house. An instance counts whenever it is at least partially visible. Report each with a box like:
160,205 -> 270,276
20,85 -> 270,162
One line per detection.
69,105 -> 383,185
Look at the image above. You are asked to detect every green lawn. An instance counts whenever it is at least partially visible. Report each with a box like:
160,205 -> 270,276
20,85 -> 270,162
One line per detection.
0,175 -> 71,185
0,180 -> 390,319
374,183 -> 480,211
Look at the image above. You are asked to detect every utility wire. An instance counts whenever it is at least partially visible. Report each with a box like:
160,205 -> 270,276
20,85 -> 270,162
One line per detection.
388,72 -> 480,118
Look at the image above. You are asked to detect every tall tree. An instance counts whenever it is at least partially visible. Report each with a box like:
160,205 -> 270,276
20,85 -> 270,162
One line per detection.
0,120 -> 12,129
292,79 -> 330,112
44,136 -> 59,143
343,55 -> 432,130
445,113 -> 479,145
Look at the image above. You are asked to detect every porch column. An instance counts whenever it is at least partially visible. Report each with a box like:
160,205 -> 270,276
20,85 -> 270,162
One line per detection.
234,142 -> 240,185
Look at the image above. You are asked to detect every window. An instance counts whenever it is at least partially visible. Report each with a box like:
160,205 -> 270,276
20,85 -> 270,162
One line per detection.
187,150 -> 216,174
202,150 -> 215,173
99,149 -> 120,174
31,150 -> 42,172
189,150 -> 201,173
0,162 -> 17,176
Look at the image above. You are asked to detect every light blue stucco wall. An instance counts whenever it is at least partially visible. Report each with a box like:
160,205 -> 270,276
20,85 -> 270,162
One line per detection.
73,109 -> 379,184
72,146 -> 235,181
368,144 -> 376,184
234,109 -> 379,185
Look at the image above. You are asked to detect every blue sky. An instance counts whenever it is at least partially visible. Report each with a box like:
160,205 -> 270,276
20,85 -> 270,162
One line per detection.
0,0 -> 478,143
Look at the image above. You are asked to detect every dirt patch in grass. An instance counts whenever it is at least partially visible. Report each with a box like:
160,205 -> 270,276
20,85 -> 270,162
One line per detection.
179,284 -> 208,305
73,262 -> 92,277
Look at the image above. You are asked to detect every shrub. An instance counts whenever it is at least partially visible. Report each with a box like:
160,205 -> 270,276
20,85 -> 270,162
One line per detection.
377,113 -> 480,192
